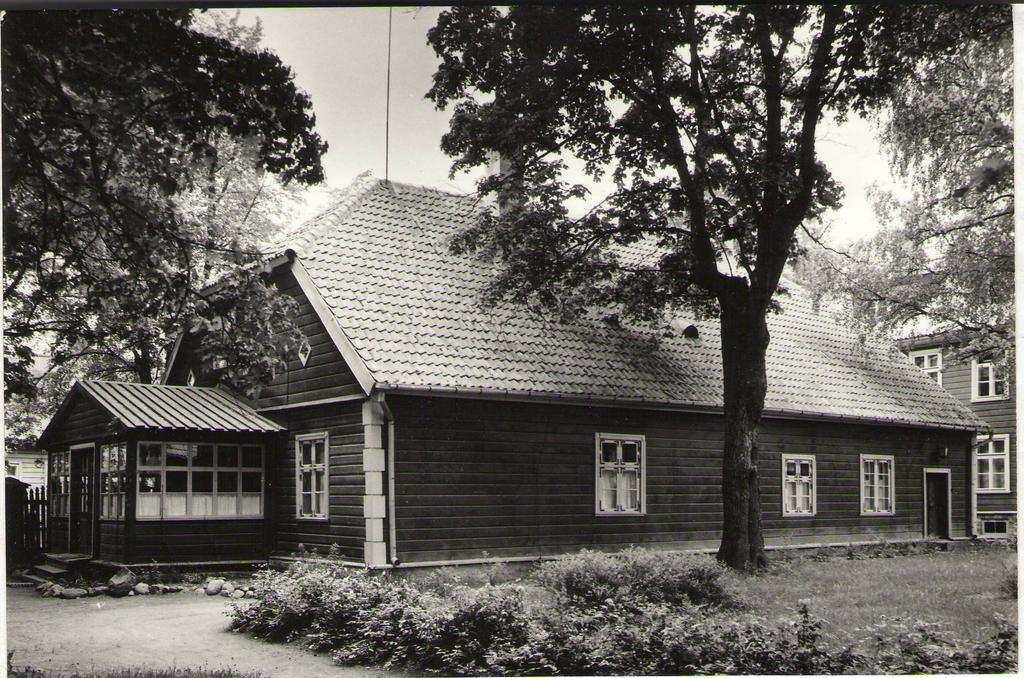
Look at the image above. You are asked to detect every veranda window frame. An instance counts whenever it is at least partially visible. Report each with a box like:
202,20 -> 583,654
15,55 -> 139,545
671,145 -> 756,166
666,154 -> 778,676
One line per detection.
594,433 -> 646,516
296,432 -> 330,521
860,454 -> 895,516
99,442 -> 127,520
781,453 -> 817,517
49,449 -> 70,517
136,441 -> 264,521
975,434 -> 1011,494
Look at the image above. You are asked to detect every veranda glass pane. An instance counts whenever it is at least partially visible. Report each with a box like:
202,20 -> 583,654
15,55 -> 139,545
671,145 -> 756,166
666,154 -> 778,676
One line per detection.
138,471 -> 161,493
241,494 -> 261,515
191,494 -> 214,517
216,494 -> 238,516
242,471 -> 261,493
242,446 -> 262,468
166,444 -> 189,466
194,444 -> 215,467
193,471 -> 213,492
165,493 -> 187,517
166,471 -> 187,493
621,442 -> 638,464
137,493 -> 161,517
218,446 -> 239,468
139,443 -> 162,467
217,471 -> 238,493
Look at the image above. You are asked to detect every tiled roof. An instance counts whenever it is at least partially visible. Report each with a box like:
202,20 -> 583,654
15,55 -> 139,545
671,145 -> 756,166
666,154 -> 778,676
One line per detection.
285,176 -> 982,431
43,381 -> 285,444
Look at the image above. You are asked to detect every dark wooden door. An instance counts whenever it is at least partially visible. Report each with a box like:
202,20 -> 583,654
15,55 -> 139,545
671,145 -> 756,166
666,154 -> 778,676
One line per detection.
69,447 -> 94,555
926,473 -> 949,539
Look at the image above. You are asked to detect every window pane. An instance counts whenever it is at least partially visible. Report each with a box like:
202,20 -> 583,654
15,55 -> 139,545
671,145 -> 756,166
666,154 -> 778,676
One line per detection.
300,442 -> 312,466
139,443 -> 162,467
218,446 -> 239,468
314,440 -> 326,465
242,471 -> 261,493
994,380 -> 1006,395
217,471 -> 238,493
979,365 -> 991,382
166,444 -> 189,467
194,444 -> 215,467
992,439 -> 1006,453
599,469 -> 617,511
601,441 -> 617,464
138,471 -> 162,493
993,458 -> 1006,474
191,494 -> 214,517
786,461 -> 796,476
165,494 -> 187,517
242,446 -> 262,468
992,472 -> 1006,489
301,470 -> 312,494
301,492 -> 312,514
216,494 -> 238,516
620,469 -> 639,510
799,462 -> 811,478
978,472 -> 990,489
978,381 -> 990,397
927,355 -> 939,368
914,356 -> 925,367
621,442 -> 638,464
166,470 -> 188,492
241,494 -> 261,515
193,471 -> 213,493
137,493 -> 161,517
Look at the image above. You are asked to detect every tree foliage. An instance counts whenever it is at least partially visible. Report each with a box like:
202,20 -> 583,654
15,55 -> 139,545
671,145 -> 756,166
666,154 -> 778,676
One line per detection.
2,9 -> 325,399
427,4 -> 1008,569
802,15 -> 1012,360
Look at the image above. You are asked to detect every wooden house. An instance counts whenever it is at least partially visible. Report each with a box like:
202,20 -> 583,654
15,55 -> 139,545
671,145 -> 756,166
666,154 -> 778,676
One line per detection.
39,175 -> 983,568
900,332 -> 1015,538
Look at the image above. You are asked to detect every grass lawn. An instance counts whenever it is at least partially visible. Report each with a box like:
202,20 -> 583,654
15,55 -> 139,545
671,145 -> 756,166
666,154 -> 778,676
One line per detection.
727,545 -> 1017,645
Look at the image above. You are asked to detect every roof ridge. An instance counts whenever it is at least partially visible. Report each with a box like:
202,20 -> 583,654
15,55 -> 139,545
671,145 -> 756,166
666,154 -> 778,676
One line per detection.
271,171 -> 383,256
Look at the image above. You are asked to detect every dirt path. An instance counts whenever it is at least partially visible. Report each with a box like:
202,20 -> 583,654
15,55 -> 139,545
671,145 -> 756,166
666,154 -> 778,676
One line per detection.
6,586 -> 392,677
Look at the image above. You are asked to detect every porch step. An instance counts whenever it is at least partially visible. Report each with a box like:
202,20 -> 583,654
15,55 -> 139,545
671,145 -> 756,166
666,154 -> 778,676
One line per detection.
45,552 -> 91,565
18,573 -> 51,587
33,563 -> 68,578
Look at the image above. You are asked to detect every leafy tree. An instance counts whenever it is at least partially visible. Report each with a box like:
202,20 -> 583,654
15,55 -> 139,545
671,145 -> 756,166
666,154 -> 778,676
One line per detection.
801,22 -> 1012,362
427,5 -> 1008,569
2,9 -> 325,399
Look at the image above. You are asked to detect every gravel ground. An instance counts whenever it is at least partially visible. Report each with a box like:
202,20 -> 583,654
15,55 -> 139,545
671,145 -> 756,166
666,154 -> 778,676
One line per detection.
5,586 -> 393,677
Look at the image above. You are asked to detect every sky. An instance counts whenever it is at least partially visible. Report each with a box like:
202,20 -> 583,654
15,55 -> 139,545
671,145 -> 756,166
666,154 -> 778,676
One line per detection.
241,7 -> 902,245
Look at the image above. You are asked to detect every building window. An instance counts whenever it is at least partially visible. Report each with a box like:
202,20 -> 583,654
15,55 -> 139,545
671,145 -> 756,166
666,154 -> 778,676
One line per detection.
972,358 -> 1008,401
296,433 -> 329,519
909,349 -> 942,386
297,339 -> 312,367
861,454 -> 895,515
186,370 -> 196,386
137,442 -> 263,520
5,461 -> 20,478
50,450 -> 70,517
100,443 -> 127,520
782,454 -> 816,516
595,433 -> 645,515
982,520 -> 1009,536
976,434 -> 1010,493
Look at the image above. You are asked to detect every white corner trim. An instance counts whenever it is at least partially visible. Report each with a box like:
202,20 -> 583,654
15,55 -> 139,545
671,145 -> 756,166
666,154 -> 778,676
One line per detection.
289,257 -> 376,396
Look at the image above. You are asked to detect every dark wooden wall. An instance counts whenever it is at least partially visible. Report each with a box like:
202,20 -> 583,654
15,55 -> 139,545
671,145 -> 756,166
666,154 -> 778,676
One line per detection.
130,519 -> 266,562
164,267 -> 364,410
387,395 -> 972,564
265,400 -> 366,561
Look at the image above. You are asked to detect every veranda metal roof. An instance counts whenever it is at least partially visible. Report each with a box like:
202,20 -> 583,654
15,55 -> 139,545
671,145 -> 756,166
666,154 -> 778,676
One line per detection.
38,380 -> 284,447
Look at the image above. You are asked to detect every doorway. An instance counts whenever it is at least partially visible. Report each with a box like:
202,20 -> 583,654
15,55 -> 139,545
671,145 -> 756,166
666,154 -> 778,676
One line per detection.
69,444 -> 94,555
923,469 -> 950,539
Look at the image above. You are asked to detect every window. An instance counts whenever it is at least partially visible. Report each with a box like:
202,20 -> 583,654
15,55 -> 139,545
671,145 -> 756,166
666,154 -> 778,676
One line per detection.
296,433 -> 329,519
50,450 -> 70,517
297,339 -> 312,367
5,461 -> 20,478
976,434 -> 1010,493
972,358 -> 1008,401
782,454 -> 816,516
595,434 -> 645,515
982,520 -> 1009,536
186,370 -> 196,386
909,349 -> 942,386
137,442 -> 263,520
861,454 -> 895,515
100,443 -> 127,519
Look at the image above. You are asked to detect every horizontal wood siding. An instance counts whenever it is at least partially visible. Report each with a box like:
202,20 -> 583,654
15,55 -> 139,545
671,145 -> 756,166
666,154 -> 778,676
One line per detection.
98,521 -> 125,562
131,520 -> 265,562
44,394 -> 118,448
389,396 -> 972,563
265,401 -> 365,560
164,268 -> 363,409
940,356 -> 1015,514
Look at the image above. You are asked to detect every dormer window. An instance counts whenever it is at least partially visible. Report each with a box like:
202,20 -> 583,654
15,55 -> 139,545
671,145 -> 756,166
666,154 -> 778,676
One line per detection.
972,358 -> 1007,402
297,339 -> 312,367
909,349 -> 942,386
186,370 -> 196,386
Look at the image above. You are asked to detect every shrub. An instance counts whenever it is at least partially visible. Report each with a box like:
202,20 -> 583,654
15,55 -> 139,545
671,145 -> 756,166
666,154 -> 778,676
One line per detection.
535,547 -> 734,610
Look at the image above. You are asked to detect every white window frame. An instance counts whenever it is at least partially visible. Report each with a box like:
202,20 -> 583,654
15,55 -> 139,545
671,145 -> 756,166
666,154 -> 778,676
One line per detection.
99,442 -> 127,520
136,441 -> 264,521
5,461 -> 20,479
908,348 -> 943,386
781,454 -> 816,517
296,432 -> 330,521
975,434 -> 1011,494
594,433 -> 646,516
50,449 -> 71,517
860,454 -> 895,516
971,358 -> 1008,402
980,519 -> 1010,537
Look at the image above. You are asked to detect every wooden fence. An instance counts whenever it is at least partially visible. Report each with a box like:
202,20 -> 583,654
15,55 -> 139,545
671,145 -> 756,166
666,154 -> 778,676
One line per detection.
6,479 -> 47,566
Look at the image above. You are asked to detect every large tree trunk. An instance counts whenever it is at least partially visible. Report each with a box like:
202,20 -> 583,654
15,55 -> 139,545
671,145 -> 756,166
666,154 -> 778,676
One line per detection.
716,298 -> 770,570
